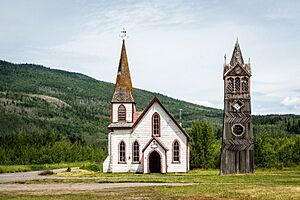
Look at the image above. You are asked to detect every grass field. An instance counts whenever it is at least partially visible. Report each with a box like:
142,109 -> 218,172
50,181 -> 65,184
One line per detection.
1,167 -> 299,199
0,161 -> 95,173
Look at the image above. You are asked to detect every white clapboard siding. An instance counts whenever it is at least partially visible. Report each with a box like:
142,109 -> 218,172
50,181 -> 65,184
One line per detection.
104,102 -> 189,173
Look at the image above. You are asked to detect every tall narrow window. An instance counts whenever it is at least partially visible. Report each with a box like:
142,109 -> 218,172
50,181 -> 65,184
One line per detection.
235,78 -> 240,93
118,104 -> 126,122
133,141 -> 140,163
242,78 -> 248,92
119,141 -> 126,163
152,113 -> 160,137
227,78 -> 234,93
173,140 -> 180,162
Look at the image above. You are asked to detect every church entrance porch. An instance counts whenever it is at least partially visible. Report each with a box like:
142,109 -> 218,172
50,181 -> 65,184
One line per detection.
142,138 -> 167,173
148,150 -> 161,173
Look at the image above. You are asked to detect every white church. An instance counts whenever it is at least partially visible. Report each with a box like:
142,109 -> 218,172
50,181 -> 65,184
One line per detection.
103,39 -> 190,173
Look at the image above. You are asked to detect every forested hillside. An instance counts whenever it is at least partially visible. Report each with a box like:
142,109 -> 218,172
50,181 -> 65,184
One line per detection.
0,60 -> 299,167
0,60 -> 222,139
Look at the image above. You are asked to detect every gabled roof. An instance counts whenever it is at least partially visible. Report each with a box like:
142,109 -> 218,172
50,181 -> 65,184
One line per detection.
224,63 -> 251,77
142,137 -> 169,152
132,97 -> 191,141
230,40 -> 244,67
108,122 -> 133,129
111,39 -> 135,103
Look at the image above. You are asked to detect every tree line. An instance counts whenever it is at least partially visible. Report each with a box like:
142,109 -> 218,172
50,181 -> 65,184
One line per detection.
0,129 -> 106,165
190,120 -> 300,169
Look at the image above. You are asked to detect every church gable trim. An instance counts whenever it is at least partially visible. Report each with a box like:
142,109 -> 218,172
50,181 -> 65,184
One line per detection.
142,137 -> 169,153
224,63 -> 251,77
132,97 -> 191,141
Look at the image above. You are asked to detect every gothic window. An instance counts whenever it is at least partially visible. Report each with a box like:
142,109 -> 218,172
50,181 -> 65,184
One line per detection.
133,141 -> 140,163
118,104 -> 126,122
242,78 -> 248,92
152,113 -> 160,137
173,140 -> 180,162
119,141 -> 126,163
235,78 -> 240,93
227,78 -> 234,93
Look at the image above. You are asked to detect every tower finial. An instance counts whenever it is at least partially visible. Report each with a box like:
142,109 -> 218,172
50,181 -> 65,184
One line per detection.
119,28 -> 128,40
236,37 -> 239,44
248,57 -> 251,64
224,53 -> 227,64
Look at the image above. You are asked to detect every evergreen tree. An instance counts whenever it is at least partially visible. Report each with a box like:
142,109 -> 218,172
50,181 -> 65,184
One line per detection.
190,120 -> 215,169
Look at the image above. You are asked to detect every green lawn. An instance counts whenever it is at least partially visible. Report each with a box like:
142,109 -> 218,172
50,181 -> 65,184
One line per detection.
1,167 -> 299,199
0,161 -> 93,173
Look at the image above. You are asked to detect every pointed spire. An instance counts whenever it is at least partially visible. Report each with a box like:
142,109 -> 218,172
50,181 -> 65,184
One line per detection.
112,39 -> 135,103
230,39 -> 244,66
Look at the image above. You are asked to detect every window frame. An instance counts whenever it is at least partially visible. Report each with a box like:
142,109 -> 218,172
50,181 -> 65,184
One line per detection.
118,104 -> 126,122
118,140 -> 126,164
172,140 -> 180,163
152,112 -> 161,137
132,140 -> 140,163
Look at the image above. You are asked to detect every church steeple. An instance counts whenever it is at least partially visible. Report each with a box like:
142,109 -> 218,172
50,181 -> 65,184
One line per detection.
112,39 -> 135,103
230,39 -> 244,66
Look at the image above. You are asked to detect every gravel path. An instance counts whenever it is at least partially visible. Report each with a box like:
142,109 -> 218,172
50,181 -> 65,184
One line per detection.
0,182 -> 195,195
0,167 -> 79,183
0,170 -> 196,195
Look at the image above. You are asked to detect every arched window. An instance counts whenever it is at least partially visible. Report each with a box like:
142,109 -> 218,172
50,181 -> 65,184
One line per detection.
119,141 -> 126,163
242,78 -> 248,92
173,140 -> 180,162
132,141 -> 140,163
152,113 -> 160,137
118,104 -> 126,122
235,78 -> 240,93
227,78 -> 234,93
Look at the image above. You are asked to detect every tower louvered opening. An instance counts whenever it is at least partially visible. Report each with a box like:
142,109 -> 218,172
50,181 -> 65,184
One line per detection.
235,78 -> 240,93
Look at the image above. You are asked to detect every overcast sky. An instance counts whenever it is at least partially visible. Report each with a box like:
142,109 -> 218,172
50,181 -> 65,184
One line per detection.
0,0 -> 300,114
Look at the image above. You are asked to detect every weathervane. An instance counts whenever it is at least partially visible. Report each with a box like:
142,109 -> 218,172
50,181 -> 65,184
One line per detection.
119,28 -> 128,39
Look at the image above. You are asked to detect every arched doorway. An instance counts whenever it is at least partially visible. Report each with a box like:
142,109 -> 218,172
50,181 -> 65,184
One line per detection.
149,150 -> 161,173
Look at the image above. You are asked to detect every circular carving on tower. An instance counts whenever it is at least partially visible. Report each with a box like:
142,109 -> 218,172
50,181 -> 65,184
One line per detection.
231,124 -> 245,137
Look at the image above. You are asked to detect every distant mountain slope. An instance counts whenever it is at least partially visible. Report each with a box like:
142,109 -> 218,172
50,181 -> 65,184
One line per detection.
0,60 -> 224,144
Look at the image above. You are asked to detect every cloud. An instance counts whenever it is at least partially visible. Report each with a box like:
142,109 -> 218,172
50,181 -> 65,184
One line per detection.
281,97 -> 300,110
0,1 -> 299,115
193,100 -> 223,109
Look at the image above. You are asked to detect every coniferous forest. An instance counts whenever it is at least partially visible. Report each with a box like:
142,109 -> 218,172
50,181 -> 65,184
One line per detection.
0,60 -> 299,168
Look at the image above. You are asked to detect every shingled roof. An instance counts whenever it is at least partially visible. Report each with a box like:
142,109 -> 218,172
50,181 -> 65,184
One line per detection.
111,39 -> 135,103
230,39 -> 244,67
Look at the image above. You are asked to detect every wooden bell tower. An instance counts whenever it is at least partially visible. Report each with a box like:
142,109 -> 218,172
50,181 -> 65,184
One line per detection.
220,40 -> 254,174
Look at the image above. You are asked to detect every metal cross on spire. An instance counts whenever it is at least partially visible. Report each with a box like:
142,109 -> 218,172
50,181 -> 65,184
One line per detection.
119,28 -> 128,39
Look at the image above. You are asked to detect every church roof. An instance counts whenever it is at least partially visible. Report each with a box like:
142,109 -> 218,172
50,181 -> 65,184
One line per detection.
132,97 -> 191,141
111,39 -> 135,103
108,122 -> 133,129
108,97 -> 190,140
230,39 -> 244,67
224,63 -> 251,77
